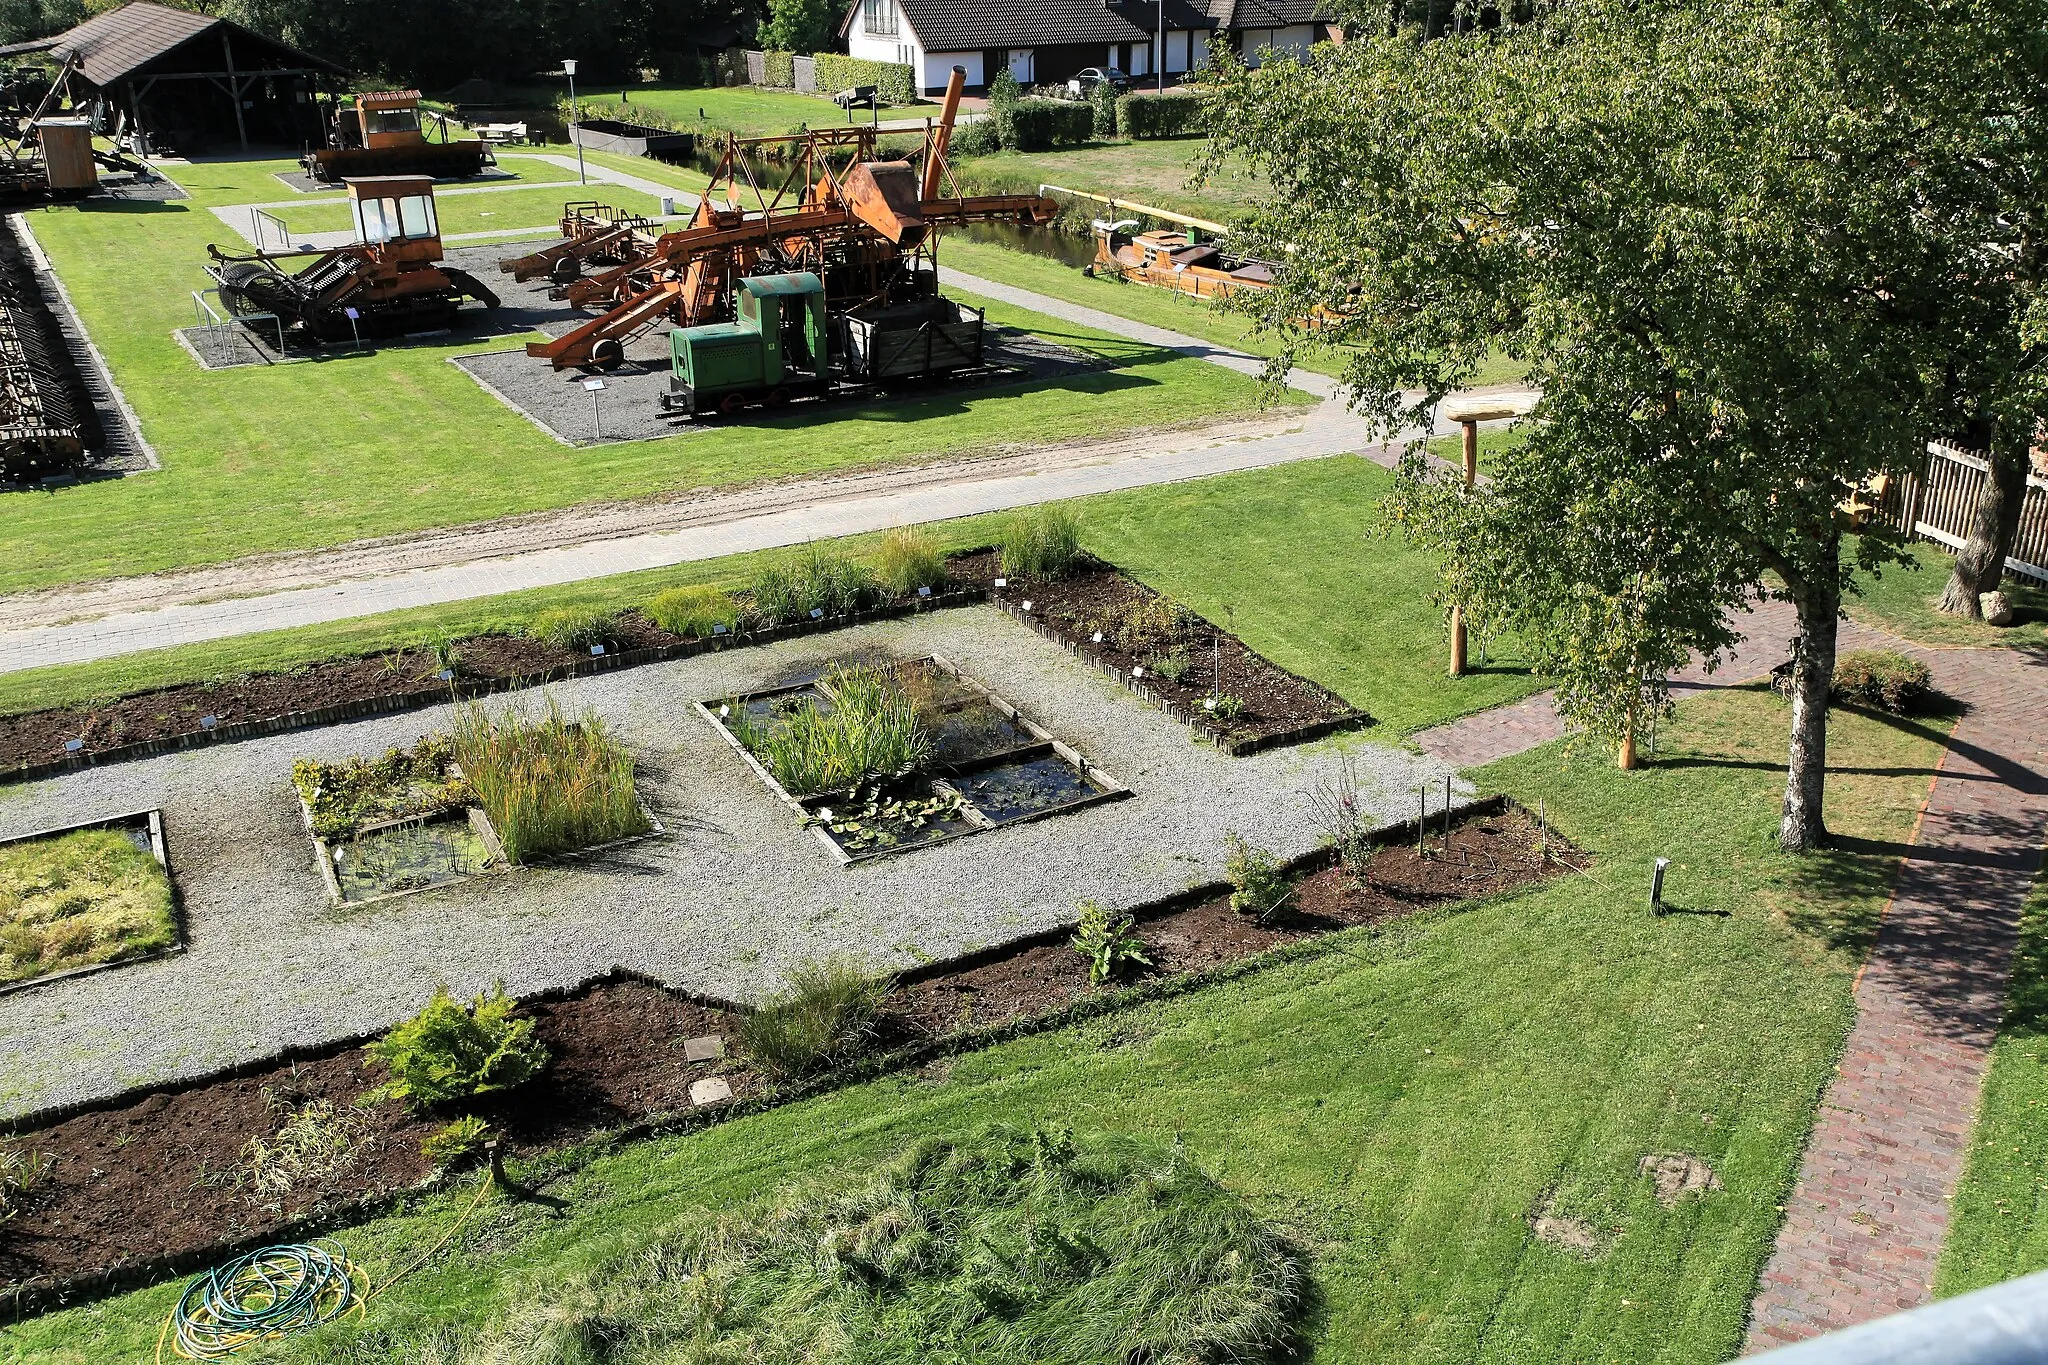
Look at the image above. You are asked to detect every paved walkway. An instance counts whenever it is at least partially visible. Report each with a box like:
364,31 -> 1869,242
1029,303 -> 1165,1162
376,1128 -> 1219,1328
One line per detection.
1417,598 -> 2048,1348
1744,637 -> 2048,1350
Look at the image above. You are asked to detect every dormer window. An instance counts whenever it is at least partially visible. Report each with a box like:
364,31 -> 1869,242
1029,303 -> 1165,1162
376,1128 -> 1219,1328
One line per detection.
863,0 -> 899,35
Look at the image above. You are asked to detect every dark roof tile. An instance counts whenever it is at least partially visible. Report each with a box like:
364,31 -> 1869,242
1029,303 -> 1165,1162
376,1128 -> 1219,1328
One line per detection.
50,1 -> 345,87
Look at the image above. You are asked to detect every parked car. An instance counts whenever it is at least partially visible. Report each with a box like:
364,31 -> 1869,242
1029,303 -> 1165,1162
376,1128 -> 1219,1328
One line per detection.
1067,67 -> 1129,98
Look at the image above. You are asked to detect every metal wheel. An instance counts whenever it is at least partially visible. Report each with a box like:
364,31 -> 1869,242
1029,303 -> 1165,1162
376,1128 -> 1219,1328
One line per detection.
719,391 -> 748,416
590,337 -> 624,369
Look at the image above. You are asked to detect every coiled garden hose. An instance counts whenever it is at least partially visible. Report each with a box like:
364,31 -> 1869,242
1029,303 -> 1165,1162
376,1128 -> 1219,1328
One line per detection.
159,1240 -> 364,1360
156,1168 -> 495,1361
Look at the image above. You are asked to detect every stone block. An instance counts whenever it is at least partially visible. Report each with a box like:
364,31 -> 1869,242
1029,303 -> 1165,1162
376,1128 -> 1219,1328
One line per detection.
1981,591 -> 2014,626
689,1076 -> 733,1106
683,1035 -> 725,1063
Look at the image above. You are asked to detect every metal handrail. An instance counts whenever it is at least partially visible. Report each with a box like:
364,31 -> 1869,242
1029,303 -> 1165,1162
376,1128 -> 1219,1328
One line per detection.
1750,1268 -> 2048,1363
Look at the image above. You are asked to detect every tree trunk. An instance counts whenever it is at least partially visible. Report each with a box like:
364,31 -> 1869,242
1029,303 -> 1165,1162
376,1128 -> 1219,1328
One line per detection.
1780,593 -> 1839,852
1938,438 -> 2029,617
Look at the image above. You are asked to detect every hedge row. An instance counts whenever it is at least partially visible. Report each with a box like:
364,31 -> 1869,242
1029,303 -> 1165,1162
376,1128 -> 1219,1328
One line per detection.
810,52 -> 917,106
1116,92 -> 1204,139
996,98 -> 1095,152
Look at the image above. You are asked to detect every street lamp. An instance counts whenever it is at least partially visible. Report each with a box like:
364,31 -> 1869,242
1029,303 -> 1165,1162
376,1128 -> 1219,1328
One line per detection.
563,58 -> 586,185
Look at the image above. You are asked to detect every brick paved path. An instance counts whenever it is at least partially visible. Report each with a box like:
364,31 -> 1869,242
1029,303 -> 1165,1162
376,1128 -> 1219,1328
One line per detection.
1744,638 -> 2048,1350
1413,597 -> 2048,1348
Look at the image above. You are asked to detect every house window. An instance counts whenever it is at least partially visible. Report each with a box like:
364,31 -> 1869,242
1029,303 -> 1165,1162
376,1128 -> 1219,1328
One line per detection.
864,0 -> 899,36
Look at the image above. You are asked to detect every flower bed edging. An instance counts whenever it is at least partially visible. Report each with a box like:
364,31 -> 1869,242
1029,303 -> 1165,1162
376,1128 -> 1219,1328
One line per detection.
0,808 -> 185,1000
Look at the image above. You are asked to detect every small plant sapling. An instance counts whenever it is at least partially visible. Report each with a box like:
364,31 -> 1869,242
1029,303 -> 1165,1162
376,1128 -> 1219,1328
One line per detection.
1224,834 -> 1291,922
365,982 -> 549,1113
421,1114 -> 495,1169
0,1146 -> 53,1222
1305,755 -> 1373,878
1072,898 -> 1150,985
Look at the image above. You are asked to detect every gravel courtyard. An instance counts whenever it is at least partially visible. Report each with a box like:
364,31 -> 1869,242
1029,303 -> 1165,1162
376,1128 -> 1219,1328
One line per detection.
0,606 -> 1468,1119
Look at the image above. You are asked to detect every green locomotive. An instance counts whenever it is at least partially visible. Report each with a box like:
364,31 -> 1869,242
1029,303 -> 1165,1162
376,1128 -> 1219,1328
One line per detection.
662,271 -> 989,419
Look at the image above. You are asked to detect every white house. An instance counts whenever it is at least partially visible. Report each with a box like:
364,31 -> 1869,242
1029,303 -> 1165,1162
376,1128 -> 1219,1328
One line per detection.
840,0 -> 1334,96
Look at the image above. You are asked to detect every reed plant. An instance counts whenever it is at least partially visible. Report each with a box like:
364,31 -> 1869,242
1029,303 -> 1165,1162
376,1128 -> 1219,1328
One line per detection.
644,584 -> 741,638
451,697 -> 648,863
998,505 -> 1083,580
872,526 -> 948,596
735,665 -> 933,796
525,607 -> 615,653
738,955 -> 893,1078
750,544 -> 881,624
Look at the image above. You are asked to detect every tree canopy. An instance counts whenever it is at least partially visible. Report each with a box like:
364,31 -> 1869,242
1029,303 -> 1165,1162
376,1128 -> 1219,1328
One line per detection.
1203,0 -> 2026,848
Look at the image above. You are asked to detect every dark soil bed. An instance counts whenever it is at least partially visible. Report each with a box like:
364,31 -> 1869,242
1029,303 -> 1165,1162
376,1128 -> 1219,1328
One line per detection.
0,612 -> 685,770
0,806 -> 1573,1300
946,550 -> 1360,747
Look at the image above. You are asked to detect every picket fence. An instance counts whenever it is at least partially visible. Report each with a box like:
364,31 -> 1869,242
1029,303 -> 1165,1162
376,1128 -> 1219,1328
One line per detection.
1876,440 -> 2048,585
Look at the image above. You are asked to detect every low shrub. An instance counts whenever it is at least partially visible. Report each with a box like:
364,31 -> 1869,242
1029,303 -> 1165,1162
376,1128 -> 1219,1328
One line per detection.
0,827 -> 177,985
948,115 -> 999,157
365,982 -> 549,1113
739,955 -> 892,1077
436,1125 -> 1306,1362
452,697 -> 650,863
1225,834 -> 1291,922
735,664 -> 933,796
292,735 -> 469,839
872,526 -> 948,596
421,1114 -> 494,1169
1115,91 -> 1205,139
996,98 -> 1095,152
1114,595 -> 1197,655
1305,755 -> 1373,877
1089,79 -> 1118,138
1073,898 -> 1150,985
998,505 -> 1083,579
1144,646 -> 1192,682
760,49 -> 796,87
645,584 -> 741,638
1832,649 -> 1936,714
525,606 -> 615,653
750,544 -> 882,624
811,52 -> 915,106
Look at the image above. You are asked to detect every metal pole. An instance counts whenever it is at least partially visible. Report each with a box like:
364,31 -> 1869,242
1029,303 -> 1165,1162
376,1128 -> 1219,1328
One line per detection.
591,387 -> 602,439
567,63 -> 586,185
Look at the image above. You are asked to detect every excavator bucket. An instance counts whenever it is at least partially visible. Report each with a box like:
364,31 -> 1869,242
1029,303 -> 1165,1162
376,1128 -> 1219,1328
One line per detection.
842,161 -> 926,249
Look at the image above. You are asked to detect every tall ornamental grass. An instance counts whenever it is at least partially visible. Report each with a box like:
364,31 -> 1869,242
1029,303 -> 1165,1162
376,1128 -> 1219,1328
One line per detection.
452,697 -> 649,863
736,665 -> 932,796
750,544 -> 881,624
872,526 -> 948,596
997,505 -> 1082,579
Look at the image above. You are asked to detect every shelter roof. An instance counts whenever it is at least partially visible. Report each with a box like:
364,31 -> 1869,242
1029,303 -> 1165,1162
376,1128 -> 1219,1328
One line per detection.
47,2 -> 347,87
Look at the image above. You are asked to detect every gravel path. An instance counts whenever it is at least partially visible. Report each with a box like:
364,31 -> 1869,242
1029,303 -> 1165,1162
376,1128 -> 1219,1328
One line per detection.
0,608 -> 1464,1121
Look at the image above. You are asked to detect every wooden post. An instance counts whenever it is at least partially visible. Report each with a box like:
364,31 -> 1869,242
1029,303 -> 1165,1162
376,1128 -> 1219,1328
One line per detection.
1448,417 -> 1479,676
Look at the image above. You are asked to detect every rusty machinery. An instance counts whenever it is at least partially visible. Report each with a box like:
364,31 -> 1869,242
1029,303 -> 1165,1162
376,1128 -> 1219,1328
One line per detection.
303,90 -> 493,184
0,219 -> 88,482
205,176 -> 499,344
500,67 -> 1056,370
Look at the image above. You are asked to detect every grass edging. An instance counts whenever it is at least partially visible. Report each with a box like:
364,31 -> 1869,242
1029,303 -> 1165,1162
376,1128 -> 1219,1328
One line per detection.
0,795 -> 1555,1320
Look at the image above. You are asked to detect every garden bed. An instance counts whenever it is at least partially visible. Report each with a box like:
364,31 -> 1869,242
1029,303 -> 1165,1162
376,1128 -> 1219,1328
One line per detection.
704,654 -> 1127,863
0,802 -> 1573,1311
0,809 -> 179,993
0,592 -> 980,783
945,550 -> 1367,753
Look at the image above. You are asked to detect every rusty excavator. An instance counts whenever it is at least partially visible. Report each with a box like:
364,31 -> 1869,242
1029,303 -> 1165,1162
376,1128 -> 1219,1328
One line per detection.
501,67 -> 1056,373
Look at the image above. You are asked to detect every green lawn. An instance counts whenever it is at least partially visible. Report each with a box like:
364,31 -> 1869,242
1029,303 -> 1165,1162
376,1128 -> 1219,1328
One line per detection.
0,685 -> 1944,1363
275,183 -> 663,237
1844,540 -> 2048,650
610,83 -> 880,135
953,138 -> 1270,220
1936,865 -> 2048,1296
0,457 -> 1527,736
2,157 -> 1282,596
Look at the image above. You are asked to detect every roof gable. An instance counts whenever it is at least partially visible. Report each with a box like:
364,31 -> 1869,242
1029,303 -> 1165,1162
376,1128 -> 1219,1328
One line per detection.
841,0 -> 1326,49
50,2 -> 346,86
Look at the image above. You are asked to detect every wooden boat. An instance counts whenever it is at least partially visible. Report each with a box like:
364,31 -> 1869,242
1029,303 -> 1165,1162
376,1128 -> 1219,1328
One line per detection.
1086,224 -> 1280,300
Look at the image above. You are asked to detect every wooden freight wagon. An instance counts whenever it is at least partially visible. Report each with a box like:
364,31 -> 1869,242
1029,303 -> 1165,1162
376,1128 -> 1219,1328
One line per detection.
32,119 -> 95,193
837,297 -> 984,384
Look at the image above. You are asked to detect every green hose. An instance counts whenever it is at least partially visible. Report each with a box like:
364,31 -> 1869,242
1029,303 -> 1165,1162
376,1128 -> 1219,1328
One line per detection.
164,1239 -> 362,1360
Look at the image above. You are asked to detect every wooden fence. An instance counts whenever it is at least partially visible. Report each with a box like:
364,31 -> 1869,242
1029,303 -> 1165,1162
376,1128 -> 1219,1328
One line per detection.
1876,440 -> 2048,584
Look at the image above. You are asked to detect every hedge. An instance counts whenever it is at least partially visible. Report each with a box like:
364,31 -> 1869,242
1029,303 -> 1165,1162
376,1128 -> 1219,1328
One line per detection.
1116,91 -> 1204,139
811,53 -> 916,106
996,98 -> 1095,152
762,50 -> 796,88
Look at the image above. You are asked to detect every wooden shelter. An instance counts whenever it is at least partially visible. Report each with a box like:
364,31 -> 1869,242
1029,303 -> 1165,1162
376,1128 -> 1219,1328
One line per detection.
6,2 -> 348,154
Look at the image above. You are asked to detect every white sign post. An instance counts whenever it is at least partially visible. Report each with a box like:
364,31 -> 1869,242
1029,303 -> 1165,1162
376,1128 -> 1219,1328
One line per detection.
582,375 -> 605,440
